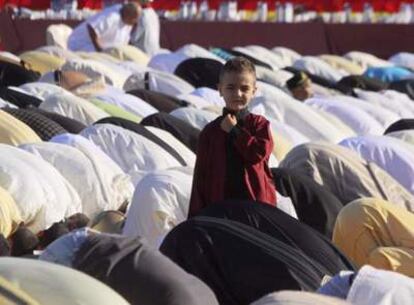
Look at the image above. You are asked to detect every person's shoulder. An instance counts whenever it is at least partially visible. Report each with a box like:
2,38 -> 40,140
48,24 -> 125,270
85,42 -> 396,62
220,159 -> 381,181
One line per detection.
97,5 -> 122,21
199,117 -> 221,136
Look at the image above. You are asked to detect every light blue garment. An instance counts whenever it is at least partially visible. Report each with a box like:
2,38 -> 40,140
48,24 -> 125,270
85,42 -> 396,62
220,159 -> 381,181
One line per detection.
317,270 -> 355,299
39,228 -> 90,267
364,66 -> 414,83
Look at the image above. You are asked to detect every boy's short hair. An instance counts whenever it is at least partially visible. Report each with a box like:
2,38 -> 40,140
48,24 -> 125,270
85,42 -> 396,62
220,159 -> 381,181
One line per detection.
219,57 -> 256,82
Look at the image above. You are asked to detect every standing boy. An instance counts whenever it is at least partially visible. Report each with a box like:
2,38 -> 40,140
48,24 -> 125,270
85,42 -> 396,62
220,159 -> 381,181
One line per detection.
188,57 -> 277,217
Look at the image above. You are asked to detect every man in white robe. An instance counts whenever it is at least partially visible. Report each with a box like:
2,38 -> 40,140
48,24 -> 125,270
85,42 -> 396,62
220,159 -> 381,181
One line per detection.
68,3 -> 141,52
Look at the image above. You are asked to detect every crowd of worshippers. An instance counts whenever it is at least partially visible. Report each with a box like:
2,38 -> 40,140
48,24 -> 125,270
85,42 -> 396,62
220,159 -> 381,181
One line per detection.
3,10 -> 414,303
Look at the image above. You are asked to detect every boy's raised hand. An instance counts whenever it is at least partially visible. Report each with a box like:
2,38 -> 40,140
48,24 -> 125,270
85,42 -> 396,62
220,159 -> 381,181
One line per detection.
220,114 -> 237,133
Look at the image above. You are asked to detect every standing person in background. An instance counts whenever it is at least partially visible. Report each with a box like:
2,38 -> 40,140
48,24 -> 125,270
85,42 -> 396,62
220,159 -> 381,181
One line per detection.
67,2 -> 141,52
188,57 -> 277,217
130,0 -> 160,56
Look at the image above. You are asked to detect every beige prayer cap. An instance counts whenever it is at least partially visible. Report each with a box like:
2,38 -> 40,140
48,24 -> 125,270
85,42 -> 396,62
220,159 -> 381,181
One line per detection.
251,291 -> 352,305
89,210 -> 125,234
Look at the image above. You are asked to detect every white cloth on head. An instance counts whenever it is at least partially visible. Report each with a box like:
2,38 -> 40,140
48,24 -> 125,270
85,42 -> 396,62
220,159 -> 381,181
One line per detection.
0,144 -> 81,233
81,124 -> 182,185
68,4 -> 132,52
123,166 -> 193,248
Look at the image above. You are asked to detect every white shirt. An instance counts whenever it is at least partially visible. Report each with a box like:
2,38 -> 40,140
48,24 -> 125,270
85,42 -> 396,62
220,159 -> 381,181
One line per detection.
340,135 -> 414,194
123,68 -> 194,96
0,144 -> 81,233
293,56 -> 348,82
50,133 -> 134,211
20,142 -> 128,218
251,82 -> 352,142
355,89 -> 414,118
305,97 -> 384,135
170,107 -> 218,130
123,166 -> 193,248
81,124 -> 182,185
145,126 -> 196,167
93,86 -> 158,118
148,52 -> 189,74
130,7 -> 160,56
68,5 -> 133,52
347,265 -> 414,305
190,87 -> 225,107
389,52 -> 414,71
39,90 -> 109,125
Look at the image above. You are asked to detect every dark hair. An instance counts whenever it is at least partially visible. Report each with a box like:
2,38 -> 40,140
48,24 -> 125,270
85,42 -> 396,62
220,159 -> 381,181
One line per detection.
10,227 -> 39,257
219,57 -> 256,82
121,3 -> 141,20
39,222 -> 69,249
286,72 -> 310,91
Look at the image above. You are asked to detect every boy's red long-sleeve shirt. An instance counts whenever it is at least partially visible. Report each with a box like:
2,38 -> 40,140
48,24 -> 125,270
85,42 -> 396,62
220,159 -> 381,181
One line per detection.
188,112 -> 277,217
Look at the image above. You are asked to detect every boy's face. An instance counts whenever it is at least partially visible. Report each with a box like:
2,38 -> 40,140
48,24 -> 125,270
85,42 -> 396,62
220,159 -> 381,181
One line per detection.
218,71 -> 257,112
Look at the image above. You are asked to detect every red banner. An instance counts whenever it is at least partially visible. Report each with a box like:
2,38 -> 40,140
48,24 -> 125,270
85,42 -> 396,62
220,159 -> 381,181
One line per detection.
0,0 -> 412,12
